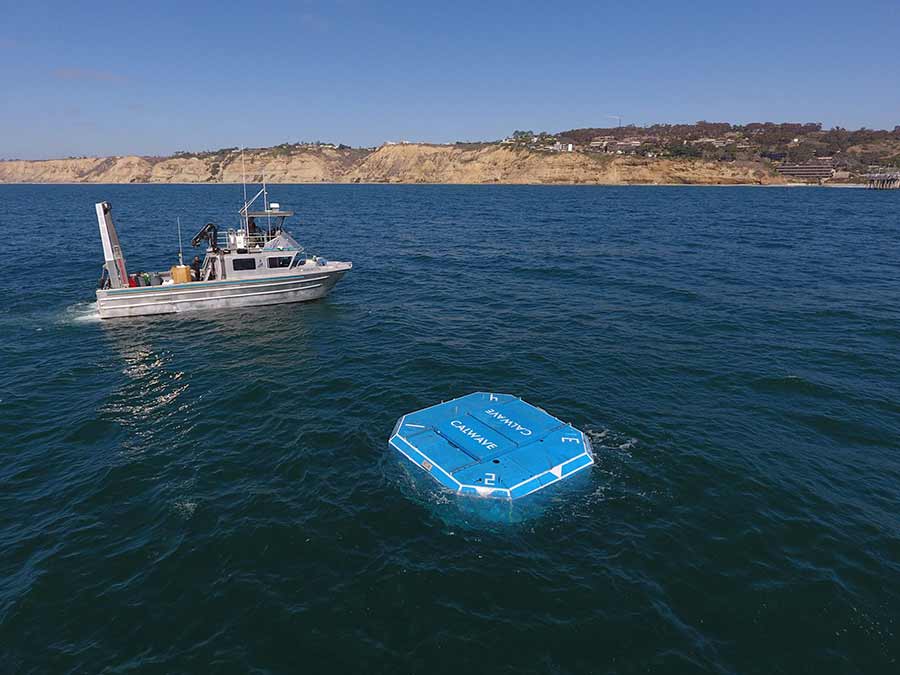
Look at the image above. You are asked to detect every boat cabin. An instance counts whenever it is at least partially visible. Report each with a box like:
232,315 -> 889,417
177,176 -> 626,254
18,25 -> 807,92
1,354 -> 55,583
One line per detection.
191,208 -> 317,282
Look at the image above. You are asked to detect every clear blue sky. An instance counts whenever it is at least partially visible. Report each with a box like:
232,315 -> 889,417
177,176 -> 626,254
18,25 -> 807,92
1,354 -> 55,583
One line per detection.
1,0 -> 898,159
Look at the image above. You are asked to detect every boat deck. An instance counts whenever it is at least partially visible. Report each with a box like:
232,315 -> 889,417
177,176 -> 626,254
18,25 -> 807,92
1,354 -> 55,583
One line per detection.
101,260 -> 351,296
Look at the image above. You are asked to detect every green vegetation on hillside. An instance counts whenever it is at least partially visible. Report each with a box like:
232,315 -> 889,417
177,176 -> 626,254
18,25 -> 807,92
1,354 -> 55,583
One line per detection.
555,122 -> 900,170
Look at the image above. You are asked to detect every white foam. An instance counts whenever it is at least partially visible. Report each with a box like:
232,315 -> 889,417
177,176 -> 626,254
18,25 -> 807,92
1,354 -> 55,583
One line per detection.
174,500 -> 197,518
64,302 -> 102,324
586,427 -> 638,454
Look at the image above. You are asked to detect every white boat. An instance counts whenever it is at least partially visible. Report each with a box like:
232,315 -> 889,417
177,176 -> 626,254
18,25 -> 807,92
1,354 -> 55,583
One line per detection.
94,188 -> 351,319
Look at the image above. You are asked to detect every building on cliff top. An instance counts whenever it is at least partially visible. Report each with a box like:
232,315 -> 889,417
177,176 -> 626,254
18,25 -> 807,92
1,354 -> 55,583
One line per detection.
775,157 -> 835,180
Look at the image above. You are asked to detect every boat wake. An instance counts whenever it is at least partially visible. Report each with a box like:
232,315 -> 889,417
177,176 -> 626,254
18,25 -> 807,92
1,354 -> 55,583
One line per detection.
62,302 -> 102,324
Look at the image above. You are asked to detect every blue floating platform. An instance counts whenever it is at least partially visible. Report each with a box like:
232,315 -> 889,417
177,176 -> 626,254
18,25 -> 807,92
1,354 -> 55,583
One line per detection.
389,392 -> 594,500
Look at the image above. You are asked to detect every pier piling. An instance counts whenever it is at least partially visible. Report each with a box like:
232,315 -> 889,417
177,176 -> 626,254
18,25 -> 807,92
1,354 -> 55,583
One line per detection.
865,173 -> 900,189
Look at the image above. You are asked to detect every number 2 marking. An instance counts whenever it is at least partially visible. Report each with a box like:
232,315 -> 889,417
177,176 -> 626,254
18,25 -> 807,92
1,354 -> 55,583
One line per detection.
484,472 -> 496,486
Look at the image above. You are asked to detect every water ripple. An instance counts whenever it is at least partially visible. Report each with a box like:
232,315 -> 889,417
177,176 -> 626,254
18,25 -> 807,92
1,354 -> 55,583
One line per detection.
0,184 -> 898,673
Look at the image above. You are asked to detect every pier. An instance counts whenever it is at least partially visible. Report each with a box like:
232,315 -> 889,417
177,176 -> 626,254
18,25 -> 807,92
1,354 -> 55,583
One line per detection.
865,173 -> 900,189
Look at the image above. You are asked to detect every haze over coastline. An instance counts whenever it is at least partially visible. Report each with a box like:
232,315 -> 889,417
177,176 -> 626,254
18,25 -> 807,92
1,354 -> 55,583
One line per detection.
1,1 -> 898,160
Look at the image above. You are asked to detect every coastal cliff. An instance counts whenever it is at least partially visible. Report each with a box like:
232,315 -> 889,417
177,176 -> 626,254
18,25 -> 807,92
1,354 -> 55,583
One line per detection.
0,144 -> 782,185
344,144 -> 782,185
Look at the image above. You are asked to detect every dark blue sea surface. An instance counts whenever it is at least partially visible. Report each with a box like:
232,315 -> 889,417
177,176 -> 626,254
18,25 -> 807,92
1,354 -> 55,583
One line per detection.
1,184 -> 898,673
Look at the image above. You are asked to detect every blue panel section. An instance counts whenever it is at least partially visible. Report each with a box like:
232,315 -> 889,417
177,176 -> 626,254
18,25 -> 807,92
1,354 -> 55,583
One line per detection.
469,392 -> 518,408
562,453 -> 594,476
503,445 -> 555,477
434,414 -> 512,461
453,453 -> 533,491
401,429 -> 474,472
538,427 -> 589,467
388,393 -> 594,501
389,436 -> 460,490
471,397 -> 563,441
509,476 -> 543,500
389,435 -> 426,466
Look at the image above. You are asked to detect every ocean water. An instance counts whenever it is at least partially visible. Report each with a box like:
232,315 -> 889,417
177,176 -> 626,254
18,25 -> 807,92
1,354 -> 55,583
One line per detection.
0,184 -> 898,673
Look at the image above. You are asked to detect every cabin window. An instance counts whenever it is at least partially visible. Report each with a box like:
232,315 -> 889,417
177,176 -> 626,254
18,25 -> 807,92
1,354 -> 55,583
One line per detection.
267,256 -> 293,269
232,258 -> 256,271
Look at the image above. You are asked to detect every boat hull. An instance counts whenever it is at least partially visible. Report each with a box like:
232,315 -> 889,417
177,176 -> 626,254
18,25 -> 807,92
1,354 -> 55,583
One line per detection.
95,264 -> 350,319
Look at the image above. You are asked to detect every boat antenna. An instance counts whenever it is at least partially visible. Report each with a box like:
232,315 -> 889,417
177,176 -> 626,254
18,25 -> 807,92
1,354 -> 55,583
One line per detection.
263,169 -> 271,236
177,216 -> 184,265
241,146 -> 249,236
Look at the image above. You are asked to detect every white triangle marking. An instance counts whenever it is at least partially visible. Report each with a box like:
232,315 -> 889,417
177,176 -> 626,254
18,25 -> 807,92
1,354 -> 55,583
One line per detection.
550,464 -> 563,478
